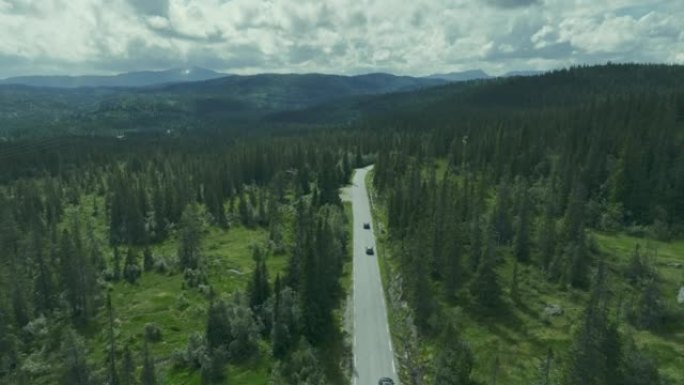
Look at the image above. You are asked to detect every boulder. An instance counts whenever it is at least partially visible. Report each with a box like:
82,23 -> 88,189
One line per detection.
678,287 -> 684,305
543,304 -> 563,317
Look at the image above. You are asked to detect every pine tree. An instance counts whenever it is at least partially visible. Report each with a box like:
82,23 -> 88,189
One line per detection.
621,338 -> 661,385
629,277 -> 665,330
469,231 -> 502,312
468,216 -> 482,273
112,246 -> 122,281
272,285 -> 300,358
121,345 -> 136,385
178,203 -> 204,270
562,262 -> 622,385
143,247 -> 154,273
538,195 -> 557,274
32,230 -> 55,315
513,180 -> 531,263
60,329 -> 93,385
492,179 -> 513,245
106,293 -> 120,385
123,248 -> 141,284
433,322 -> 474,385
248,246 -> 271,312
510,259 -> 520,303
206,299 -> 231,351
59,221 -> 97,325
140,341 -> 157,385
443,229 -> 463,301
562,180 -> 587,245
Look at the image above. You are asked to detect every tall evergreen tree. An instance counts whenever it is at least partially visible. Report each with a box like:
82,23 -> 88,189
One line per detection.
143,247 -> 154,273
248,246 -> 271,312
433,322 -> 474,385
178,203 -> 204,270
120,345 -> 136,385
140,341 -> 157,385
123,248 -> 141,284
106,294 -> 119,385
469,231 -> 502,312
60,329 -> 93,385
513,180 -> 531,263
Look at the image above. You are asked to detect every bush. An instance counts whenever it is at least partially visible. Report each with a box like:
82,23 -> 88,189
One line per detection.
124,264 -> 141,284
154,256 -> 170,274
176,293 -> 191,311
173,332 -> 207,369
144,323 -> 162,342
183,268 -> 208,289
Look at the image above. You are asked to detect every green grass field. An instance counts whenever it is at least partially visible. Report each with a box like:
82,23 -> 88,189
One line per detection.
59,195 -> 285,384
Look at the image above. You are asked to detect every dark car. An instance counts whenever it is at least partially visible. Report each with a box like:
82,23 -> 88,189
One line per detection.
365,246 -> 374,255
379,377 -> 395,385
363,222 -> 371,229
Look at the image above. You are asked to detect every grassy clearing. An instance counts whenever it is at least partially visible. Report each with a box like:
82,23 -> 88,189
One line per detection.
96,225 -> 277,385
63,194 -> 285,384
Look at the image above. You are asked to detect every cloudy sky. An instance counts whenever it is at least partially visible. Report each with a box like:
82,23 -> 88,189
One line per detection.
0,0 -> 682,77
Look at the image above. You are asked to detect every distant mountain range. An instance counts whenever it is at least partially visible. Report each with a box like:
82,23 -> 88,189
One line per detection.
0,67 -> 545,89
425,69 -> 544,82
0,67 -> 227,88
0,66 -> 553,138
0,72 -> 448,137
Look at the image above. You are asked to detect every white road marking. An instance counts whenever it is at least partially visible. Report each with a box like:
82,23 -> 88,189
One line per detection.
388,340 -> 392,352
392,360 -> 396,374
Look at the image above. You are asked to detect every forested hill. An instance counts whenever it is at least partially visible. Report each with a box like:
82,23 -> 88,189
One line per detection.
273,63 -> 684,125
0,67 -> 226,88
0,73 -> 446,138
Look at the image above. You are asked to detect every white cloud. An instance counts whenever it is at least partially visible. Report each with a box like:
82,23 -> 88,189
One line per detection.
0,0 -> 682,77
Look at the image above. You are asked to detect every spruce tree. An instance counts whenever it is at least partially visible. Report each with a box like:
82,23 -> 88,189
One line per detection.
106,293 -> 119,385
60,329 -> 93,385
248,246 -> 271,312
112,246 -> 122,281
433,322 -> 474,385
513,180 -> 531,263
120,345 -> 136,385
469,231 -> 502,312
123,248 -> 141,284
140,340 -> 157,385
143,247 -> 154,273
178,203 -> 204,270
468,216 -> 482,273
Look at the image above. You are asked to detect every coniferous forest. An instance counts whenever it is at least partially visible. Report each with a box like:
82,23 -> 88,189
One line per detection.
1,64 -> 684,385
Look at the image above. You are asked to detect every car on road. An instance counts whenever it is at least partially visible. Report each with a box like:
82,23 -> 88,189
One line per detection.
378,377 -> 395,385
363,222 -> 371,229
365,246 -> 374,255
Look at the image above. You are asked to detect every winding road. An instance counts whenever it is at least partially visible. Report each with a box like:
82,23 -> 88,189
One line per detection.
350,166 -> 398,385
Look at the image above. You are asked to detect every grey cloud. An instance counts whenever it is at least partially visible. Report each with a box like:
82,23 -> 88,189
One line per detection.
149,26 -> 226,43
127,0 -> 169,16
92,39 -> 182,73
484,0 -> 541,9
288,45 -> 323,64
348,11 -> 367,28
2,0 -> 47,16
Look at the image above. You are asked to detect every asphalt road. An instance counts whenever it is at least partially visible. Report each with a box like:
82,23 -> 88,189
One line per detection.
351,166 -> 398,385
